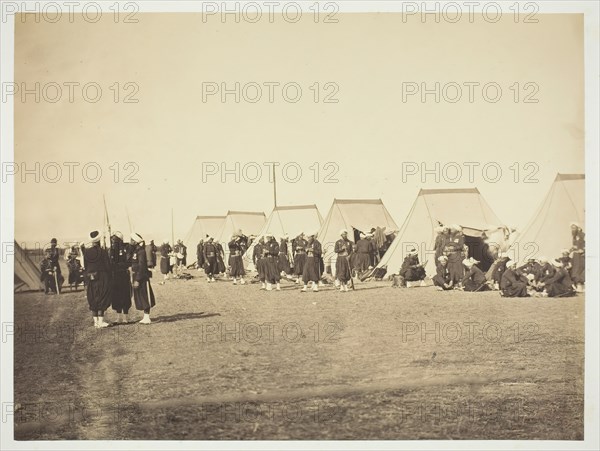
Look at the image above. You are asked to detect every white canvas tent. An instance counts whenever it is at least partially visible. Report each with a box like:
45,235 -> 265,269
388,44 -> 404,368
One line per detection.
14,241 -> 43,292
217,210 -> 266,247
317,199 -> 399,272
243,204 -> 324,269
377,188 -> 508,277
512,173 -> 585,264
184,215 -> 226,247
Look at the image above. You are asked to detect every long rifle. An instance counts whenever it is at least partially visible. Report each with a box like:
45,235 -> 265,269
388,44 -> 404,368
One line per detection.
103,195 -> 112,248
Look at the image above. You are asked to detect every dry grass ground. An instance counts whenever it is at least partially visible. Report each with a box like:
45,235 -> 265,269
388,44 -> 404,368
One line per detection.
13,270 -> 584,440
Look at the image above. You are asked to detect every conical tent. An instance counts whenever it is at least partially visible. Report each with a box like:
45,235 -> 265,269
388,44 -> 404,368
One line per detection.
184,215 -> 226,247
317,199 -> 399,270
377,188 -> 507,276
243,205 -> 324,269
512,173 -> 585,264
14,241 -> 43,292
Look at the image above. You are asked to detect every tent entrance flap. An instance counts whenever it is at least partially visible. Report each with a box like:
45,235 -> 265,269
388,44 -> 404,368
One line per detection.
464,235 -> 495,272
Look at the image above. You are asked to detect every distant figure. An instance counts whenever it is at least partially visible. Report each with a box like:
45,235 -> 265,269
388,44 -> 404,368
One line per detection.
399,248 -> 426,288
263,233 -> 281,291
292,233 -> 308,284
570,223 -> 585,292
66,247 -> 84,291
40,247 -> 62,295
159,239 -> 172,283
109,232 -> 132,323
334,229 -> 353,292
461,258 -> 489,292
130,233 -> 156,324
174,239 -> 187,267
354,233 -> 371,272
301,232 -> 322,292
253,236 -> 266,289
228,233 -> 246,285
145,240 -> 157,269
48,237 -> 63,283
83,231 -> 112,328
215,241 -> 226,275
203,237 -> 219,282
443,225 -> 465,286
500,260 -> 529,297
278,235 -> 292,276
196,239 -> 205,271
433,256 -> 453,291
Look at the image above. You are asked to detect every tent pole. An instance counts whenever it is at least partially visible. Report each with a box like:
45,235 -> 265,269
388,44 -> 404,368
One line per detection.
273,164 -> 277,208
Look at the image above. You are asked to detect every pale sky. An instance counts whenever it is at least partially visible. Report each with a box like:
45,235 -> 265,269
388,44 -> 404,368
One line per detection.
14,12 -> 584,247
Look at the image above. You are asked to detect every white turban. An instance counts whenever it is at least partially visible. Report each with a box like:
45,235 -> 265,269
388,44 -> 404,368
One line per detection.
89,230 -> 101,243
131,232 -> 144,244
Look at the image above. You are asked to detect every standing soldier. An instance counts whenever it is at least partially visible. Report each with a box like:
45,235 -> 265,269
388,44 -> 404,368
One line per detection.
145,239 -> 157,270
253,236 -> 267,289
83,231 -> 112,328
215,240 -> 226,276
354,233 -> 371,273
293,232 -> 307,284
278,234 -> 292,277
109,232 -> 132,323
264,233 -> 281,291
570,223 -> 585,292
301,232 -> 322,292
334,229 -> 353,292
130,233 -> 155,324
159,239 -> 172,284
66,247 -> 84,291
40,247 -> 59,295
196,238 -> 205,272
48,238 -> 63,286
203,237 -> 219,282
228,233 -> 246,285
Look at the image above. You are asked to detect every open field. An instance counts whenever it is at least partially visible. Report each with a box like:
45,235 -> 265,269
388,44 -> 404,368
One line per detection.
13,271 -> 584,440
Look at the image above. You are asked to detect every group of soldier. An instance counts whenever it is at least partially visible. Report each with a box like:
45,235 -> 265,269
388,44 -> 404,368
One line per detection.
40,232 -> 156,327
37,221 -> 584,327
426,223 -> 586,297
189,228 -> 389,293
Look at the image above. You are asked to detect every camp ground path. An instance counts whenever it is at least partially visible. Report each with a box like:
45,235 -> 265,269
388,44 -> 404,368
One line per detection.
13,277 -> 584,440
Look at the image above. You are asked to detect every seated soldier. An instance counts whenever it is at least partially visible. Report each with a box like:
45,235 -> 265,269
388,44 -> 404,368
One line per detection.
500,259 -> 529,298
432,256 -> 453,291
461,258 -> 489,292
399,248 -> 427,288
539,259 -> 576,298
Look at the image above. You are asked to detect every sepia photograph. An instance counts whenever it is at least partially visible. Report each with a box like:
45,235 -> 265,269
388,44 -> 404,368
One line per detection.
1,1 -> 598,449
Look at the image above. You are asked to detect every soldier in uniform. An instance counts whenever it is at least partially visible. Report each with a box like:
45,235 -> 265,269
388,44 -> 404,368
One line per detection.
159,239 -> 172,284
83,231 -> 112,328
301,232 -> 322,292
278,235 -> 292,277
399,248 -> 427,287
263,233 -> 281,291
570,223 -> 585,292
48,237 -> 63,282
109,232 -> 132,323
253,237 -> 267,289
334,229 -> 353,292
500,260 -> 529,298
228,233 -> 246,285
203,237 -> 219,282
145,240 -> 157,269
433,256 -> 453,290
196,238 -> 205,271
130,233 -> 155,324
66,247 -> 84,291
40,247 -> 60,295
292,233 -> 307,284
